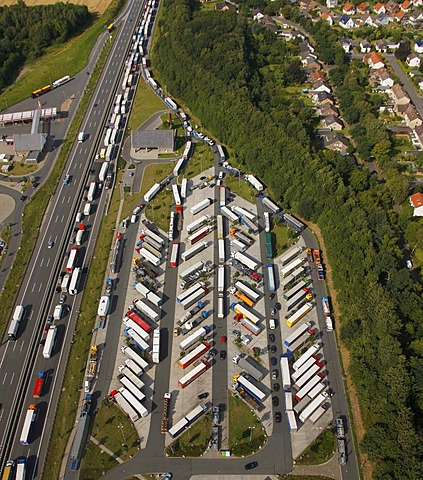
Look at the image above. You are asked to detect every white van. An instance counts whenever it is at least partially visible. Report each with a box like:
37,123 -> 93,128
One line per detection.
269,319 -> 276,330
53,305 -> 63,320
78,132 -> 85,143
84,203 -> 92,216
218,171 -> 224,179
76,212 -> 83,223
133,206 -> 141,215
130,214 -> 137,224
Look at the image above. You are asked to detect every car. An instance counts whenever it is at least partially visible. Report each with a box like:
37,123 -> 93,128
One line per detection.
406,259 -> 413,269
275,412 -> 282,423
272,396 -> 279,407
232,330 -> 241,337
220,350 -> 227,360
209,348 -> 217,356
275,302 -> 281,310
271,357 -> 277,366
63,174 -> 71,185
273,383 -> 280,392
200,176 -> 206,180
271,369 -> 278,380
270,345 -> 277,353
20,195 -> 26,201
270,307 -> 276,316
55,285 -> 61,294
159,474 -> 172,480
59,293 -> 66,304
268,333 -> 275,342
0,241 -> 5,249
47,314 -> 54,324
269,293 -> 275,300
220,335 -> 227,343
269,319 -> 276,330
48,241 -> 54,249
208,140 -> 215,146
245,461 -> 258,470
218,171 -> 224,179
129,172 -> 134,177
198,392 -> 209,400
98,183 -> 103,190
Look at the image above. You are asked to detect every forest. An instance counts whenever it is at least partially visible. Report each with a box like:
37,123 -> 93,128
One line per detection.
0,1 -> 91,91
152,1 -> 423,477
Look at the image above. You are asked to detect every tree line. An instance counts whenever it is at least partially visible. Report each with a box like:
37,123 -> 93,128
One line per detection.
152,1 -> 423,477
0,0 -> 91,91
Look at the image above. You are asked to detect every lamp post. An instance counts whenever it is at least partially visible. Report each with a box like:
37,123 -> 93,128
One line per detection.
117,422 -> 126,445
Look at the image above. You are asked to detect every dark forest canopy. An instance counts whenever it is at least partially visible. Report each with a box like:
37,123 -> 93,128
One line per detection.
152,1 -> 423,477
0,0 -> 91,91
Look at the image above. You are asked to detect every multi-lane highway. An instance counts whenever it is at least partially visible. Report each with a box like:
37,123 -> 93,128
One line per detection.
0,0 -> 148,476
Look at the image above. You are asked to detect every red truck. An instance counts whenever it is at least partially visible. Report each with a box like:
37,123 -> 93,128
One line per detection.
33,371 -> 45,398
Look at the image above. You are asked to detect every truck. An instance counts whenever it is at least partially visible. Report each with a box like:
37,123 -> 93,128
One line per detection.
306,381 -> 326,400
66,247 -> 78,272
286,289 -> 312,312
220,206 -> 239,223
99,162 -> 109,182
181,177 -> 188,199
179,261 -> 204,280
169,242 -> 179,267
230,259 -> 261,283
231,251 -> 259,271
293,364 -> 322,390
42,325 -> 56,359
218,238 -> 225,263
124,327 -> 150,351
235,290 -> 254,307
121,346 -> 149,370
97,296 -> 110,318
265,232 -> 273,259
309,405 -> 327,424
218,265 -> 225,294
295,375 -> 323,402
325,316 -> 333,331
177,301 -> 206,326
230,239 -> 247,252
218,296 -> 225,319
118,375 -> 145,402
260,195 -> 280,213
284,322 -> 312,346
78,131 -> 85,143
179,326 -> 211,350
280,355 -> 291,389
1,460 -> 15,480
178,342 -> 210,368
283,213 -> 305,232
219,186 -> 226,207
216,144 -> 225,161
165,97 -> 177,110
85,344 -> 98,379
181,241 -> 208,261
235,374 -> 266,402
177,283 -> 205,303
234,281 -> 260,302
161,392 -> 172,433
126,310 -> 152,333
238,317 -> 261,336
20,404 -> 37,445
83,203 -> 92,216
286,410 -> 298,432
133,281 -> 150,300
32,371 -> 45,398
132,299 -> 160,322
233,355 -> 263,381
124,358 -> 143,377
123,318 -> 150,342
119,387 -> 148,418
291,358 -> 319,383
143,228 -> 165,246
172,184 -> 181,205
111,390 -> 139,422
299,393 -> 326,423
190,198 -> 212,215
293,344 -> 321,370
266,263 -> 276,291
186,215 -> 211,234
284,390 -> 293,411
281,257 -> 304,278
280,245 -> 302,266
178,360 -> 210,388
61,273 -> 71,293
182,141 -> 192,160
53,305 -> 62,321
230,228 -> 253,246
188,225 -> 213,245
87,182 -> 97,202
286,303 -> 313,328
231,302 -> 261,324
143,183 -> 161,203
264,211 -> 271,233
232,205 -> 256,222
139,247 -> 160,267
181,287 -> 208,309
152,329 -> 160,364
313,249 -> 321,265
69,267 -> 81,295
284,280 -> 306,301
239,215 -> 258,234
75,226 -> 84,246
321,296 -> 331,317
8,305 -> 24,340
244,174 -> 263,191
118,367 -> 143,389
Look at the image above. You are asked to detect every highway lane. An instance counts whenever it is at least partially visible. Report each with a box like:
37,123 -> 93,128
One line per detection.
0,0 -> 146,474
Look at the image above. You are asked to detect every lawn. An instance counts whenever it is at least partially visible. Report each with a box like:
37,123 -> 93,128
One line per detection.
166,414 -> 212,457
144,190 -> 173,233
200,0 -> 219,11
296,428 -> 335,465
225,175 -> 256,203
128,78 -> 166,131
183,143 -> 215,179
139,163 -> 174,197
2,163 -> 37,177
228,393 -> 267,456
279,476 -> 333,480
0,0 -> 124,107
272,218 -> 295,257
80,401 -> 139,479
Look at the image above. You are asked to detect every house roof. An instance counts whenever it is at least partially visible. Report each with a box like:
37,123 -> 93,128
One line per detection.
321,103 -> 340,115
343,2 -> 355,11
316,91 -> 334,101
369,51 -> 384,65
131,130 -> 175,149
402,0 -> 411,9
404,104 -> 422,121
313,79 -> 331,90
13,133 -> 47,152
310,71 -> 325,82
375,67 -> 393,81
357,2 -> 368,12
323,115 -> 343,126
323,132 -> 349,147
391,83 -> 410,99
216,1 -> 237,10
340,14 -> 352,23
374,2 -> 385,11
410,192 -> 423,208
407,53 -> 420,60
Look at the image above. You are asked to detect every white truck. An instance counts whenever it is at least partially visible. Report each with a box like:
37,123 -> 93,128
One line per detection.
99,162 -> 109,182
218,265 -> 225,294
87,182 -> 97,202
78,131 -> 85,143
144,183 -> 161,203
8,305 -> 24,340
231,251 -> 260,271
245,174 -> 263,191
53,305 -> 63,320
43,325 -> 57,358
190,198 -> 211,215
84,203 -> 92,216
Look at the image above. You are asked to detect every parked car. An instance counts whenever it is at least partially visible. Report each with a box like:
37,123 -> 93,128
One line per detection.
273,383 -> 280,392
268,333 -> 275,342
275,412 -> 282,423
220,350 -> 227,360
198,392 -> 209,400
275,302 -> 281,310
270,307 -> 276,316
272,396 -> 279,407
271,357 -> 277,366
269,293 -> 275,300
271,369 -> 278,380
245,461 -> 258,470
270,345 -> 277,353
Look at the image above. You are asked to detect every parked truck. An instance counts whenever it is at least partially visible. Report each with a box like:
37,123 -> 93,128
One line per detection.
143,183 -> 161,203
231,251 -> 259,271
218,265 -> 225,295
230,228 -> 253,246
180,287 -> 208,309
321,296 -> 331,317
179,326 -> 211,350
132,299 -> 160,322
186,215 -> 211,234
245,174 -> 263,191
260,195 -> 280,213
178,360 -> 210,388
190,198 -> 211,215
188,226 -> 213,245
181,241 -> 208,261
233,355 -> 263,381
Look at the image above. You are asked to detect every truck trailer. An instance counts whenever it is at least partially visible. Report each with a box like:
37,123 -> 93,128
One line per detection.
179,261 -> 204,280
188,226 -> 213,245
190,198 -> 212,215
143,183 -> 161,203
233,355 -> 263,381
121,346 -> 149,370
234,281 -> 260,302
181,241 -> 208,261
236,375 -> 266,402
178,342 -> 210,368
132,299 -> 160,322
231,251 -> 260,271
286,303 -> 313,327
186,215 -> 211,234
245,174 -> 263,191
231,302 -> 261,324
178,361 -> 210,388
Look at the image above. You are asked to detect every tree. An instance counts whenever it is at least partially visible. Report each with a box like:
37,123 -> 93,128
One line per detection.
395,40 -> 411,62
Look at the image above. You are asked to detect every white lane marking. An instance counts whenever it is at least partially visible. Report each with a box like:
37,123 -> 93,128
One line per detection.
46,258 -> 50,268
31,283 -> 36,293
40,259 -> 44,267
20,341 -> 25,351
55,215 -> 59,223
9,372 -> 15,385
2,372 -> 7,385
38,283 -> 43,292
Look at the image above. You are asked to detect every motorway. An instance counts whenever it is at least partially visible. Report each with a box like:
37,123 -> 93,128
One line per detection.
0,0 -> 148,476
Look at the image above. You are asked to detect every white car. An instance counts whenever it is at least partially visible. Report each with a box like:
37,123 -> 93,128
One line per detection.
406,260 -> 413,269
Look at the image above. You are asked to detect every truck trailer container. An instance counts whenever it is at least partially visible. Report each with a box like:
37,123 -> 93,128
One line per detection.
61,273 -> 70,293
68,267 -> 81,296
15,458 -> 26,480
230,239 -> 247,252
75,228 -> 84,246
119,387 -> 148,417
173,158 -> 185,177
286,303 -> 313,327
293,365 -> 322,390
132,299 -> 160,322
218,239 -> 225,264
126,310 -> 152,333
264,211 -> 271,233
233,355 -> 263,381
181,288 -> 208,309
217,215 -> 224,238
309,405 -> 327,424
281,257 -> 304,278
99,162 -> 109,182
239,317 -> 261,336
181,241 -> 208,261
123,318 -> 150,342
299,393 -> 326,423
280,355 -> 291,389
293,344 -> 321,370
119,375 -> 145,401
218,296 -> 225,319
245,174 -> 263,191
294,394 -> 312,414
284,322 -> 312,346
284,280 -> 307,301
123,359 -> 143,377
179,261 -> 204,280
134,281 -> 150,298
168,417 -> 189,438
87,182 -> 97,202
284,390 -> 293,411
236,375 -> 266,402
121,346 -> 149,370
232,205 -> 256,222
124,326 -> 150,351
186,215 -> 211,234
190,198 -> 212,215
260,195 -> 280,213
142,240 -> 162,258
265,232 -> 273,259
286,410 -> 298,432
164,97 -> 177,110
8,305 -> 24,340
234,281 -> 260,302
266,264 -> 276,291
143,183 -> 161,203
66,247 -> 78,272
113,391 -> 139,422
177,283 -> 204,303
220,206 -> 239,223
231,251 -> 260,271
188,225 -> 213,245
291,358 -> 318,383
231,302 -> 261,324
178,361 -> 210,388
322,296 -> 331,317
231,229 -> 253,246
282,267 -> 305,288
32,371 -> 45,398
218,265 -> 225,293
152,328 -> 160,364
144,228 -> 165,246
294,375 -> 323,402
172,184 -> 181,205
235,291 -> 254,307
139,247 -> 161,267
182,141 -> 192,160
239,215 -> 258,234
306,382 -> 326,400
20,404 -> 37,445
181,177 -> 188,199
219,186 -> 226,207
178,342 -> 210,368
42,326 -> 57,358
170,242 -> 179,267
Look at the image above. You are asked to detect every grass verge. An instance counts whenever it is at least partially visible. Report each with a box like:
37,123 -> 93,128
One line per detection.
43,175 -> 122,480
0,24 -> 114,339
184,143 -> 214,179
166,414 -> 211,457
296,428 -> 335,465
139,163 -> 174,197
0,225 -> 11,268
128,77 -> 167,131
0,0 -> 124,107
145,190 -> 172,233
228,393 -> 267,456
273,218 -> 295,257
225,174 -> 256,203
278,476 -> 333,480
80,401 -> 139,479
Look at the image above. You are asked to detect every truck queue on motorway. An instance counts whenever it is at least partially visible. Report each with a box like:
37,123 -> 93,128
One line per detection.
0,0 -> 350,475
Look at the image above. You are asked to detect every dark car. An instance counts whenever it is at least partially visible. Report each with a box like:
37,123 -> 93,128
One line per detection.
55,285 -> 61,294
198,392 -> 209,400
220,350 -> 227,360
273,383 -> 280,392
271,357 -> 277,366
270,345 -> 277,353
20,195 -> 26,201
275,302 -> 282,310
272,396 -> 279,407
269,293 -> 275,300
59,272 -> 65,282
275,412 -> 282,423
269,333 -> 275,342
245,461 -> 258,470
209,349 -> 217,356
270,307 -> 276,316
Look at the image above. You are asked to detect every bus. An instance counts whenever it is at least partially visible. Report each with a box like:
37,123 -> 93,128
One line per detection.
20,405 -> 37,445
31,84 -> 52,98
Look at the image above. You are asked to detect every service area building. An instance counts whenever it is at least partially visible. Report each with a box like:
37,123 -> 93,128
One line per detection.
131,130 -> 175,154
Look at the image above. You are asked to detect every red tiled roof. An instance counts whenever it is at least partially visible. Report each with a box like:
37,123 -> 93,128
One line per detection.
410,192 -> 423,208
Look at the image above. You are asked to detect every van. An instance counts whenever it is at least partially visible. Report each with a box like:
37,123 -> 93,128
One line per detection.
133,206 -> 141,215
76,212 -> 83,223
83,203 -> 92,216
78,132 -> 85,143
84,380 -> 91,393
130,214 -> 137,224
53,305 -> 63,320
218,171 -> 224,179
269,319 -> 276,330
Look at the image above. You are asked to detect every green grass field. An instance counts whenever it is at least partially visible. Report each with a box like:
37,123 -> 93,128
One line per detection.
225,174 -> 256,203
166,414 -> 212,457
128,77 -> 166,131
139,163 -> 174,197
296,428 -> 335,465
273,219 -> 295,257
184,143 -> 214,179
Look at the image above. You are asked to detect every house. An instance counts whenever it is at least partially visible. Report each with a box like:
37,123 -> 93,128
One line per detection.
315,91 -> 335,105
253,9 -> 265,21
326,0 -> 338,7
376,12 -> 392,24
414,39 -> 423,53
341,38 -> 354,52
321,12 -> 334,24
343,2 -> 356,14
320,103 -> 340,116
215,1 -> 237,11
366,51 -> 385,69
305,57 -> 322,71
339,14 -> 355,28
386,0 -> 399,12
409,9 -> 423,21
322,132 -> 349,153
361,13 -> 377,26
401,0 -> 412,11
322,115 -> 343,130
406,53 -> 421,67
313,79 -> 332,93
299,41 -> 315,53
386,40 -> 400,50
391,83 -> 411,104
360,40 -> 372,53
357,2 -> 369,13
395,10 -> 407,20
375,67 -> 394,87
413,124 -> 423,145
374,2 -> 386,14
404,104 -> 423,128
409,70 -> 422,77
409,192 -> 423,216
375,39 -> 388,52
310,70 -> 325,82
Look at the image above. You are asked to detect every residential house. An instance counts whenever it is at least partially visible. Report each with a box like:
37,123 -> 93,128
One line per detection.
322,115 -> 343,130
413,124 -> 423,145
375,67 -> 394,87
401,0 -> 412,11
395,10 -> 407,20
386,0 -> 399,12
409,70 -> 422,77
409,9 -> 423,21
414,39 -> 423,53
386,40 -> 400,50
360,40 -> 372,52
322,132 -> 349,153
406,53 -> 421,67
321,12 -> 334,24
374,2 -> 386,14
326,0 -> 338,7
339,14 -> 355,28
313,79 -> 332,93
391,83 -> 411,104
310,70 -> 325,82
366,51 -> 385,69
361,13 -> 377,26
215,1 -> 238,11
299,0 -> 312,9
320,103 -> 340,116
343,2 -> 356,14
341,38 -> 354,52
404,104 -> 423,128
305,57 -> 322,71
252,9 -> 265,21
376,12 -> 392,24
315,91 -> 334,105
357,2 -> 369,13
299,41 -> 314,53
375,39 -> 388,52
409,192 -> 423,216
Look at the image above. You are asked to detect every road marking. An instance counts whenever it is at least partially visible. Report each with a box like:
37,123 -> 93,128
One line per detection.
9,372 -> 15,385
68,196 -> 71,203
55,215 -> 59,223
20,341 -> 25,352
62,196 -> 66,204
2,372 -> 7,385
38,283 -> 43,292
0,343 -> 9,370
31,283 -> 36,293
93,121 -> 97,128
46,258 -> 50,268
88,122 -> 92,128
79,163 -> 83,169
62,215 -> 65,222
40,258 -> 44,267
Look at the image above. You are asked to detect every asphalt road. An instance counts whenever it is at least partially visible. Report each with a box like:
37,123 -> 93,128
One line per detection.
0,0 -> 147,475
